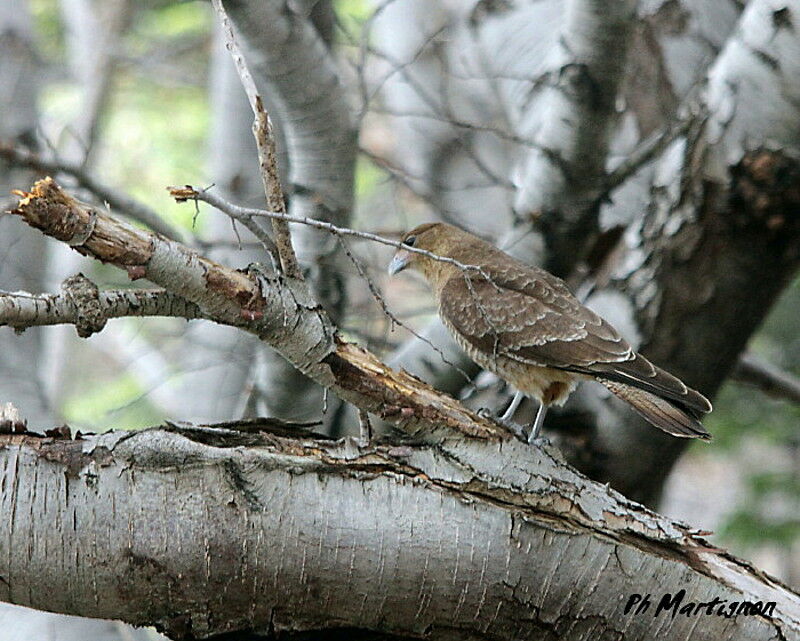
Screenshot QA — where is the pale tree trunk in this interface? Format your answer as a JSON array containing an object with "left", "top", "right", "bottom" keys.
[
  {"left": 0, "top": 425, "right": 797, "bottom": 640},
  {"left": 376, "top": 0, "right": 800, "bottom": 508},
  {"left": 372, "top": 0, "right": 523, "bottom": 393},
  {"left": 564, "top": 0, "right": 800, "bottom": 504},
  {"left": 3, "top": 174, "right": 800, "bottom": 639}
]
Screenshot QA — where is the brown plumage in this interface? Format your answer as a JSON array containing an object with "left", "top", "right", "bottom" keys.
[{"left": 388, "top": 222, "right": 712, "bottom": 441}]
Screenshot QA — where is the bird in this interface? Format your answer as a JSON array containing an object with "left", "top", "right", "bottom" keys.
[{"left": 387, "top": 222, "right": 712, "bottom": 443}]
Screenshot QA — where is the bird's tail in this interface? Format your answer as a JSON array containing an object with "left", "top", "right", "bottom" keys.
[{"left": 600, "top": 379, "right": 712, "bottom": 441}]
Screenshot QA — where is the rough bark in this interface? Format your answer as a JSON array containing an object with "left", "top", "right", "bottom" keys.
[
  {"left": 7, "top": 178, "right": 507, "bottom": 444},
  {"left": 560, "top": 0, "right": 800, "bottom": 504},
  {"left": 0, "top": 425, "right": 798, "bottom": 640},
  {"left": 378, "top": 0, "right": 800, "bottom": 509},
  {"left": 510, "top": 0, "right": 637, "bottom": 276}
]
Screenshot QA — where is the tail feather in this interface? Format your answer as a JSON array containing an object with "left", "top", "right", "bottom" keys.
[
  {"left": 591, "top": 353, "right": 712, "bottom": 416},
  {"left": 601, "top": 379, "right": 712, "bottom": 441}
]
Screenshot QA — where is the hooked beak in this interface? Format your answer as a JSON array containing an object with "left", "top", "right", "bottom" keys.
[{"left": 388, "top": 249, "right": 411, "bottom": 275}]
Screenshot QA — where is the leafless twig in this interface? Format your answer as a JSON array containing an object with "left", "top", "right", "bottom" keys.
[
  {"left": 211, "top": 0, "right": 302, "bottom": 279},
  {"left": 171, "top": 184, "right": 278, "bottom": 266},
  {"left": 603, "top": 115, "right": 695, "bottom": 194},
  {"left": 169, "top": 185, "right": 494, "bottom": 280},
  {"left": 334, "top": 234, "right": 473, "bottom": 384}
]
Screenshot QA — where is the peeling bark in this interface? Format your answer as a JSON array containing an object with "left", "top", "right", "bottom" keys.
[
  {"left": 561, "top": 0, "right": 800, "bottom": 504},
  {"left": 511, "top": 0, "right": 637, "bottom": 276},
  {"left": 0, "top": 426, "right": 798, "bottom": 640},
  {"left": 378, "top": 0, "right": 800, "bottom": 509},
  {"left": 573, "top": 146, "right": 800, "bottom": 504}
]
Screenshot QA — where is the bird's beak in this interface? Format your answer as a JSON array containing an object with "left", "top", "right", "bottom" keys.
[{"left": 388, "top": 249, "right": 411, "bottom": 275}]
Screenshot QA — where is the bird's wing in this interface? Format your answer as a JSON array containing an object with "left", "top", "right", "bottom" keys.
[{"left": 439, "top": 267, "right": 710, "bottom": 415}]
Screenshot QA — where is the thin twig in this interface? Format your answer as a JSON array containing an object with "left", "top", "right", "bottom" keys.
[
  {"left": 169, "top": 186, "right": 494, "bottom": 280},
  {"left": 603, "top": 103, "right": 705, "bottom": 195},
  {"left": 172, "top": 184, "right": 279, "bottom": 266},
  {"left": 211, "top": 0, "right": 303, "bottom": 279},
  {"left": 0, "top": 142, "right": 184, "bottom": 241}
]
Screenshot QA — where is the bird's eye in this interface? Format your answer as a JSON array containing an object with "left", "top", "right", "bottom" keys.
[{"left": 403, "top": 235, "right": 416, "bottom": 247}]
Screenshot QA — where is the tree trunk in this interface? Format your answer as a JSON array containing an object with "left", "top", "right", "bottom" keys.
[{"left": 1, "top": 425, "right": 797, "bottom": 640}]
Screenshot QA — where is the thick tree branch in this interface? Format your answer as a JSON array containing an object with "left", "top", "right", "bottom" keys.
[
  {"left": 0, "top": 426, "right": 798, "bottom": 640},
  {"left": 220, "top": 0, "right": 357, "bottom": 423},
  {"left": 8, "top": 178, "right": 503, "bottom": 443}
]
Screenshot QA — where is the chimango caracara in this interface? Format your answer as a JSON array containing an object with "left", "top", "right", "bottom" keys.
[{"left": 388, "top": 222, "right": 712, "bottom": 442}]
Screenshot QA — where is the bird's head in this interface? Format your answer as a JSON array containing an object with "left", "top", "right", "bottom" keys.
[{"left": 388, "top": 222, "right": 462, "bottom": 279}]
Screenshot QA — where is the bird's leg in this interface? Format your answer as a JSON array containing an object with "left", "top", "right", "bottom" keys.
[
  {"left": 528, "top": 402, "right": 548, "bottom": 444},
  {"left": 500, "top": 390, "right": 524, "bottom": 422},
  {"left": 477, "top": 390, "right": 527, "bottom": 442}
]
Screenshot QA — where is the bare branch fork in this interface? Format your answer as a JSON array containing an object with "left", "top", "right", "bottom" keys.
[
  {"left": 211, "top": 0, "right": 302, "bottom": 279},
  {"left": 8, "top": 177, "right": 504, "bottom": 442}
]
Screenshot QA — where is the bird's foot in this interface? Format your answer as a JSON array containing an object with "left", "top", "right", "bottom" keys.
[
  {"left": 478, "top": 408, "right": 528, "bottom": 443},
  {"left": 528, "top": 435, "right": 552, "bottom": 448}
]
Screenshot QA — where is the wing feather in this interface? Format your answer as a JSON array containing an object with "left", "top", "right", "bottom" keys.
[{"left": 438, "top": 261, "right": 711, "bottom": 416}]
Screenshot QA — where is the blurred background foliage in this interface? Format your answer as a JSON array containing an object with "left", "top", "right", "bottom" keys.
[{"left": 13, "top": 0, "right": 800, "bottom": 588}]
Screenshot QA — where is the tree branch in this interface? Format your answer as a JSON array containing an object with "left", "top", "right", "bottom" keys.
[
  {"left": 0, "top": 426, "right": 797, "bottom": 640},
  {"left": 211, "top": 0, "right": 301, "bottom": 279},
  {"left": 0, "top": 278, "right": 203, "bottom": 335},
  {"left": 219, "top": 0, "right": 358, "bottom": 423},
  {"left": 733, "top": 352, "right": 800, "bottom": 405},
  {"left": 512, "top": 0, "right": 637, "bottom": 275},
  {"left": 561, "top": 0, "right": 800, "bottom": 505},
  {"left": 8, "top": 177, "right": 504, "bottom": 443},
  {"left": 167, "top": 185, "right": 493, "bottom": 277}
]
